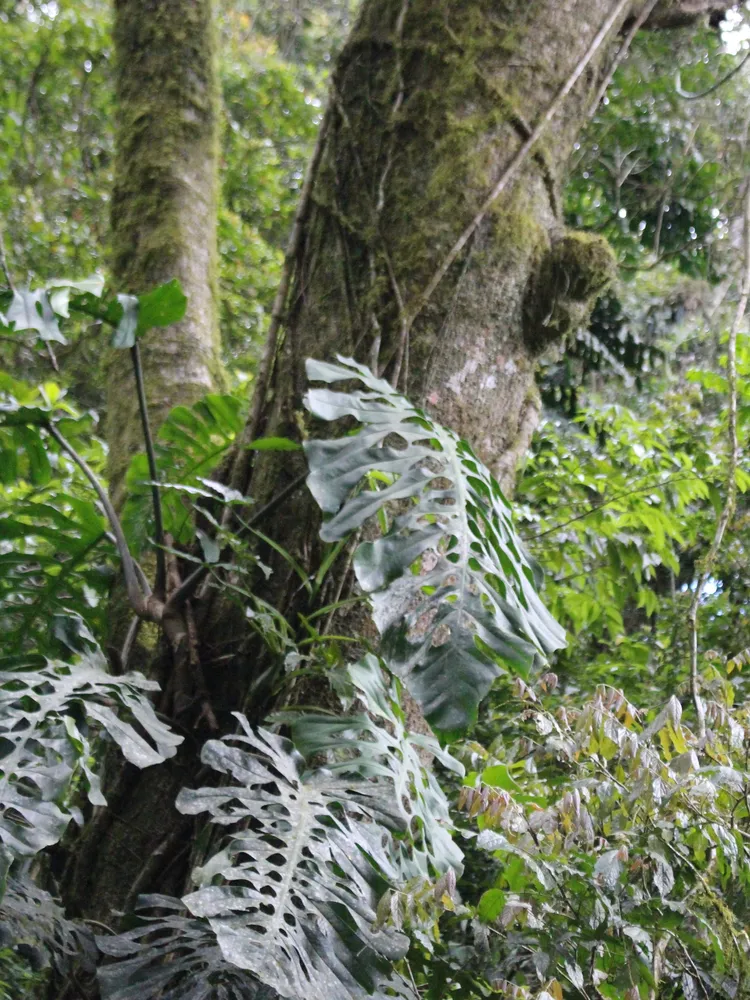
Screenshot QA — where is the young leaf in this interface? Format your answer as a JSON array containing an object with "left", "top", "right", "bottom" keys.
[{"left": 136, "top": 278, "right": 187, "bottom": 334}]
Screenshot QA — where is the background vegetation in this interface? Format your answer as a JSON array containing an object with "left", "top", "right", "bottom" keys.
[{"left": 2, "top": 1, "right": 750, "bottom": 998}]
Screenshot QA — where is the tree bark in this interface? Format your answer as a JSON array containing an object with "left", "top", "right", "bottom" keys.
[
  {"left": 60, "top": 0, "right": 727, "bottom": 967},
  {"left": 106, "top": 0, "right": 223, "bottom": 506}
]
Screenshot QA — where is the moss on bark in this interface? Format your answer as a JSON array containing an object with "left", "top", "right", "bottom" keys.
[
  {"left": 524, "top": 230, "right": 617, "bottom": 353},
  {"left": 106, "top": 0, "right": 223, "bottom": 506}
]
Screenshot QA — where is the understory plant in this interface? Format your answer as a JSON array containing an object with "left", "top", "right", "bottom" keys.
[{"left": 0, "top": 278, "right": 749, "bottom": 1000}]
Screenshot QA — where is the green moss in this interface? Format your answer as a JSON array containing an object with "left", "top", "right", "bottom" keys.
[
  {"left": 523, "top": 229, "right": 616, "bottom": 354},
  {"left": 106, "top": 0, "right": 224, "bottom": 504}
]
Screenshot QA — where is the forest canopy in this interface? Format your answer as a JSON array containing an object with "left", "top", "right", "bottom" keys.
[{"left": 1, "top": 1, "right": 750, "bottom": 999}]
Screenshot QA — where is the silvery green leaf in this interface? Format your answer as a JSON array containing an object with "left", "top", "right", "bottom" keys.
[
  {"left": 6, "top": 288, "right": 65, "bottom": 343},
  {"left": 176, "top": 718, "right": 416, "bottom": 1000},
  {"left": 112, "top": 293, "right": 138, "bottom": 349},
  {"left": 594, "top": 849, "right": 625, "bottom": 890},
  {"left": 0, "top": 875, "right": 95, "bottom": 977},
  {"left": 304, "top": 356, "right": 566, "bottom": 734},
  {"left": 98, "top": 895, "right": 273, "bottom": 1000},
  {"left": 0, "top": 646, "right": 181, "bottom": 858},
  {"left": 290, "top": 654, "right": 464, "bottom": 878}
]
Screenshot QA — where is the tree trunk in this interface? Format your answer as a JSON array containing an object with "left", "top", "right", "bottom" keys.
[
  {"left": 106, "top": 0, "right": 223, "bottom": 505},
  {"left": 59, "top": 0, "right": 223, "bottom": 929},
  {"left": 60, "top": 0, "right": 724, "bottom": 964}
]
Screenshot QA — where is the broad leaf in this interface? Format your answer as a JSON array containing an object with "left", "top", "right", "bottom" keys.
[
  {"left": 288, "top": 654, "right": 464, "bottom": 878},
  {"left": 97, "top": 895, "right": 273, "bottom": 1000},
  {"left": 0, "top": 647, "right": 182, "bottom": 857},
  {"left": 0, "top": 875, "right": 95, "bottom": 976},
  {"left": 304, "top": 356, "right": 566, "bottom": 733},
  {"left": 137, "top": 278, "right": 188, "bottom": 333},
  {"left": 6, "top": 288, "right": 65, "bottom": 344},
  {"left": 176, "top": 719, "right": 415, "bottom": 1000}
]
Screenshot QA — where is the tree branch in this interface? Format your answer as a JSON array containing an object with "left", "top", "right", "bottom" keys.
[
  {"left": 643, "top": 1, "right": 730, "bottom": 30},
  {"left": 687, "top": 181, "right": 750, "bottom": 741},
  {"left": 588, "top": 0, "right": 661, "bottom": 118},
  {"left": 676, "top": 47, "right": 750, "bottom": 100}
]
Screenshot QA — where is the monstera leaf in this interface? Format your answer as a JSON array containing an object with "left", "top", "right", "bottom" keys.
[
  {"left": 97, "top": 895, "right": 273, "bottom": 1000},
  {"left": 0, "top": 875, "right": 95, "bottom": 976},
  {"left": 176, "top": 719, "right": 416, "bottom": 1000},
  {"left": 289, "top": 654, "right": 464, "bottom": 878},
  {"left": 0, "top": 648, "right": 182, "bottom": 857},
  {"left": 303, "top": 356, "right": 566, "bottom": 734}
]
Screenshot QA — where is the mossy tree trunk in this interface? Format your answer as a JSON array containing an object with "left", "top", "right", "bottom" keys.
[
  {"left": 252, "top": 0, "right": 620, "bottom": 506},
  {"left": 106, "top": 0, "right": 223, "bottom": 504},
  {"left": 60, "top": 0, "right": 724, "bottom": 977},
  {"left": 59, "top": 0, "right": 224, "bottom": 934}
]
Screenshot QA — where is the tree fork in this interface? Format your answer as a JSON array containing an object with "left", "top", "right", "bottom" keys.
[{"left": 58, "top": 0, "right": 730, "bottom": 969}]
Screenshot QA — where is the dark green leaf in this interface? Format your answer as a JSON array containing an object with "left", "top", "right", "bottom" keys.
[{"left": 137, "top": 279, "right": 187, "bottom": 334}]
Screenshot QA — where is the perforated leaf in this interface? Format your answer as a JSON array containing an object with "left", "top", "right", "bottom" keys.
[
  {"left": 0, "top": 647, "right": 182, "bottom": 857},
  {"left": 97, "top": 895, "right": 272, "bottom": 1000},
  {"left": 0, "top": 874, "right": 95, "bottom": 976},
  {"left": 304, "top": 356, "right": 566, "bottom": 734},
  {"left": 176, "top": 718, "right": 416, "bottom": 1000},
  {"left": 289, "top": 654, "right": 464, "bottom": 878}
]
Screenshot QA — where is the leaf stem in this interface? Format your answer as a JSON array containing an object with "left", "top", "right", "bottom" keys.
[
  {"left": 46, "top": 422, "right": 149, "bottom": 618},
  {"left": 130, "top": 341, "right": 166, "bottom": 597},
  {"left": 687, "top": 182, "right": 750, "bottom": 741}
]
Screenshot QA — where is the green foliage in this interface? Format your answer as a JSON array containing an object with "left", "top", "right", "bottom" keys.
[
  {"left": 0, "top": 372, "right": 112, "bottom": 655},
  {"left": 285, "top": 654, "right": 465, "bottom": 878},
  {"left": 0, "top": 645, "right": 181, "bottom": 857},
  {"left": 122, "top": 391, "right": 246, "bottom": 549},
  {"left": 304, "top": 357, "right": 566, "bottom": 735},
  {"left": 452, "top": 673, "right": 750, "bottom": 1000},
  {"left": 3, "top": 8, "right": 750, "bottom": 1000},
  {"left": 567, "top": 27, "right": 749, "bottom": 279},
  {"left": 519, "top": 327, "right": 750, "bottom": 702}
]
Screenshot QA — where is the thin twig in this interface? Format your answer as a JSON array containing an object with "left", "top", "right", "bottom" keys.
[
  {"left": 407, "top": 0, "right": 632, "bottom": 331},
  {"left": 0, "top": 230, "right": 15, "bottom": 293},
  {"left": 185, "top": 470, "right": 308, "bottom": 608},
  {"left": 46, "top": 423, "right": 149, "bottom": 618},
  {"left": 524, "top": 473, "right": 704, "bottom": 540},
  {"left": 229, "top": 104, "right": 333, "bottom": 497},
  {"left": 676, "top": 47, "right": 750, "bottom": 100},
  {"left": 586, "top": 0, "right": 660, "bottom": 119},
  {"left": 687, "top": 183, "right": 750, "bottom": 741},
  {"left": 131, "top": 341, "right": 166, "bottom": 597},
  {"left": 120, "top": 616, "right": 141, "bottom": 671}
]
